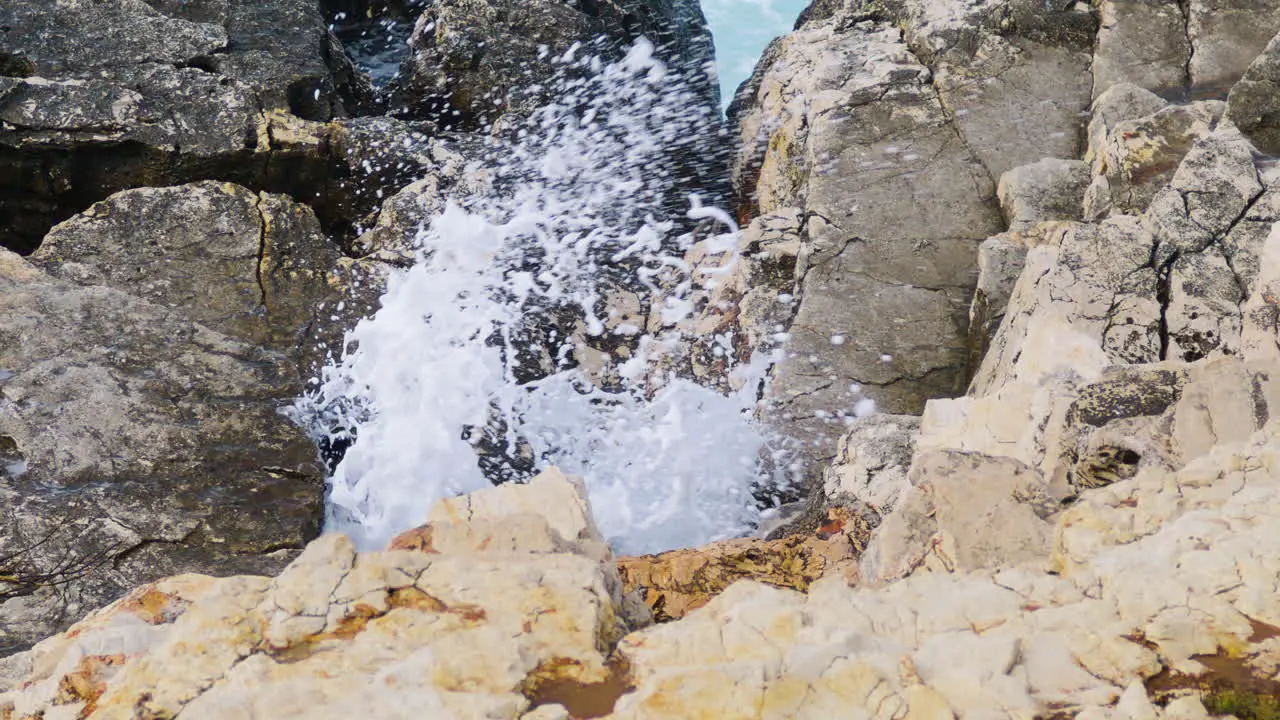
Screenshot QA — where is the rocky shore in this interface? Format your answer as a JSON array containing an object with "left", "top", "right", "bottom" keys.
[{"left": 6, "top": 0, "right": 1280, "bottom": 717}]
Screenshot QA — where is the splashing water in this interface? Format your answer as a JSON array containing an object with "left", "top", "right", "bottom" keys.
[{"left": 296, "top": 39, "right": 774, "bottom": 554}]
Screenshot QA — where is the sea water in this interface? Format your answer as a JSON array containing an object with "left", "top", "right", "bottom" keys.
[
  {"left": 297, "top": 40, "right": 775, "bottom": 554},
  {"left": 703, "top": 0, "right": 810, "bottom": 105}
]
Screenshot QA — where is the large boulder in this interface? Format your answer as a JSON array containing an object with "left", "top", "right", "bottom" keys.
[
  {"left": 732, "top": 22, "right": 998, "bottom": 467},
  {"left": 0, "top": 249, "right": 323, "bottom": 653},
  {"left": 0, "top": 0, "right": 361, "bottom": 254},
  {"left": 30, "top": 182, "right": 353, "bottom": 374}
]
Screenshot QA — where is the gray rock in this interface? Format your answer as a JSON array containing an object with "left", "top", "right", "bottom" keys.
[
  {"left": 1188, "top": 0, "right": 1280, "bottom": 93},
  {"left": 927, "top": 35, "right": 1093, "bottom": 181},
  {"left": 32, "top": 182, "right": 348, "bottom": 374},
  {"left": 822, "top": 414, "right": 921, "bottom": 515},
  {"left": 967, "top": 230, "right": 1032, "bottom": 375},
  {"left": 862, "top": 450, "right": 1053, "bottom": 581},
  {"left": 1092, "top": 0, "right": 1280, "bottom": 100},
  {"left": 1147, "top": 125, "right": 1262, "bottom": 256},
  {"left": 733, "top": 22, "right": 1000, "bottom": 470},
  {"left": 0, "top": 0, "right": 360, "bottom": 254},
  {"left": 729, "top": 0, "right": 1102, "bottom": 472},
  {"left": 0, "top": 248, "right": 323, "bottom": 652},
  {"left": 346, "top": 131, "right": 496, "bottom": 263},
  {"left": 975, "top": 126, "right": 1274, "bottom": 395},
  {"left": 1092, "top": 0, "right": 1190, "bottom": 99},
  {"left": 1086, "top": 83, "right": 1170, "bottom": 167},
  {"left": 397, "top": 0, "right": 717, "bottom": 127},
  {"left": 998, "top": 158, "right": 1091, "bottom": 232},
  {"left": 972, "top": 216, "right": 1162, "bottom": 397},
  {"left": 1226, "top": 30, "right": 1280, "bottom": 155}
]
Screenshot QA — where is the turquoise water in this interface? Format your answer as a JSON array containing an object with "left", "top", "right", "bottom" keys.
[{"left": 702, "top": 0, "right": 810, "bottom": 105}]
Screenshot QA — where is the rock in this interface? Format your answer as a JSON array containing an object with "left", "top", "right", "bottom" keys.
[
  {"left": 1092, "top": 0, "right": 1280, "bottom": 98},
  {"left": 0, "top": 0, "right": 360, "bottom": 254},
  {"left": 1240, "top": 220, "right": 1280, "bottom": 361},
  {"left": 733, "top": 21, "right": 1000, "bottom": 467},
  {"left": 822, "top": 414, "right": 920, "bottom": 516},
  {"left": 730, "top": 0, "right": 1098, "bottom": 469},
  {"left": 396, "top": 0, "right": 717, "bottom": 127},
  {"left": 1226, "top": 29, "right": 1280, "bottom": 154},
  {"left": 998, "top": 159, "right": 1091, "bottom": 232},
  {"left": 0, "top": 248, "right": 323, "bottom": 652},
  {"left": 1148, "top": 126, "right": 1265, "bottom": 363},
  {"left": 425, "top": 467, "right": 609, "bottom": 553},
  {"left": 862, "top": 451, "right": 1053, "bottom": 582},
  {"left": 30, "top": 182, "right": 350, "bottom": 373},
  {"left": 326, "top": 118, "right": 493, "bottom": 245},
  {"left": 392, "top": 468, "right": 652, "bottom": 630},
  {"left": 966, "top": 228, "right": 1050, "bottom": 375},
  {"left": 1, "top": 473, "right": 639, "bottom": 719},
  {"left": 1083, "top": 101, "right": 1225, "bottom": 218},
  {"left": 909, "top": 6, "right": 1095, "bottom": 181},
  {"left": 10, "top": 418, "right": 1280, "bottom": 718},
  {"left": 346, "top": 131, "right": 495, "bottom": 264},
  {"left": 1187, "top": 0, "right": 1280, "bottom": 92},
  {"left": 1086, "top": 83, "right": 1170, "bottom": 168},
  {"left": 973, "top": 124, "right": 1274, "bottom": 394},
  {"left": 1091, "top": 0, "right": 1191, "bottom": 98},
  {"left": 646, "top": 208, "right": 802, "bottom": 393},
  {"left": 972, "top": 216, "right": 1160, "bottom": 396},
  {"left": 617, "top": 506, "right": 869, "bottom": 622}
]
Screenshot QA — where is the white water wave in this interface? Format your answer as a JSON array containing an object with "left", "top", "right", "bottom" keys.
[{"left": 296, "top": 39, "right": 772, "bottom": 554}]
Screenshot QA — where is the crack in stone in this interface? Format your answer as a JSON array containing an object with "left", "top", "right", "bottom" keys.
[{"left": 252, "top": 193, "right": 270, "bottom": 310}]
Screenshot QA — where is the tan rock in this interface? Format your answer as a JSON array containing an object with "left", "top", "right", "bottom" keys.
[
  {"left": 998, "top": 159, "right": 1091, "bottom": 232},
  {"left": 1084, "top": 101, "right": 1225, "bottom": 218},
  {"left": 428, "top": 468, "right": 604, "bottom": 548}
]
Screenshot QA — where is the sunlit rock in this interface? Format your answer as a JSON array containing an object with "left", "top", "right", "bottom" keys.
[{"left": 1083, "top": 101, "right": 1225, "bottom": 219}]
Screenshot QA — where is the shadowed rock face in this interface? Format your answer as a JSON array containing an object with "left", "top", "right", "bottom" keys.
[
  {"left": 0, "top": 0, "right": 363, "bottom": 254},
  {"left": 395, "top": 0, "right": 718, "bottom": 128}
]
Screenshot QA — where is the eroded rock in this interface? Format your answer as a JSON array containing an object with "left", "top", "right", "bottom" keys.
[{"left": 1226, "top": 29, "right": 1280, "bottom": 154}]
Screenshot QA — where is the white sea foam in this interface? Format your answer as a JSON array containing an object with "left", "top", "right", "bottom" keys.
[{"left": 296, "top": 40, "right": 772, "bottom": 554}]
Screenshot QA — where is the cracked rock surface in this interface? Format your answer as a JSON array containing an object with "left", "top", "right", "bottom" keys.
[
  {"left": 0, "top": 248, "right": 324, "bottom": 653},
  {"left": 0, "top": 0, "right": 362, "bottom": 254},
  {"left": 30, "top": 182, "right": 351, "bottom": 374}
]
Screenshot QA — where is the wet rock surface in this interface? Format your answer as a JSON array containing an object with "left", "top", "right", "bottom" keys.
[
  {"left": 396, "top": 0, "right": 717, "bottom": 127},
  {"left": 12, "top": 0, "right": 1280, "bottom": 716}
]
